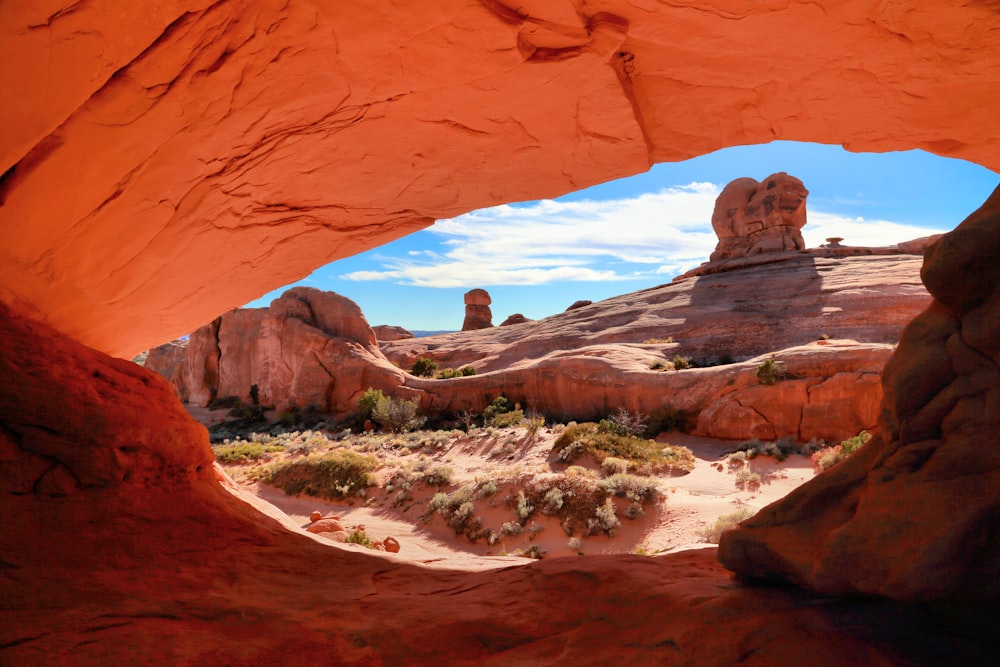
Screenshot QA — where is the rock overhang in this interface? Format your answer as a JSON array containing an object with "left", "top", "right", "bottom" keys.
[{"left": 1, "top": 0, "right": 999, "bottom": 357}]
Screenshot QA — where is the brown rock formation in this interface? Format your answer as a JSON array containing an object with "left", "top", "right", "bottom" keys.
[
  {"left": 566, "top": 300, "right": 593, "bottom": 311},
  {"left": 154, "top": 287, "right": 406, "bottom": 412},
  {"left": 710, "top": 173, "right": 808, "bottom": 261},
  {"left": 3, "top": 2, "right": 999, "bottom": 358},
  {"left": 372, "top": 325, "right": 414, "bottom": 342},
  {"left": 499, "top": 313, "right": 531, "bottom": 326},
  {"left": 719, "top": 185, "right": 1000, "bottom": 601},
  {"left": 462, "top": 288, "right": 493, "bottom": 331}
]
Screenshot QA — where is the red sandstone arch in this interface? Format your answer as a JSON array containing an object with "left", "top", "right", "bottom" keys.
[
  {"left": 2, "top": 3, "right": 1000, "bottom": 663},
  {"left": 2, "top": 0, "right": 998, "bottom": 357}
]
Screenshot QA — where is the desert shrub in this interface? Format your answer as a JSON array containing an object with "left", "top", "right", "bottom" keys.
[
  {"left": 599, "top": 473, "right": 658, "bottom": 502},
  {"left": 428, "top": 484, "right": 480, "bottom": 533},
  {"left": 260, "top": 450, "right": 377, "bottom": 499},
  {"left": 476, "top": 479, "right": 499, "bottom": 497},
  {"left": 650, "top": 361, "right": 666, "bottom": 371},
  {"left": 588, "top": 498, "right": 620, "bottom": 535},
  {"left": 565, "top": 465, "right": 598, "bottom": 478},
  {"left": 625, "top": 502, "right": 644, "bottom": 519},
  {"left": 410, "top": 357, "right": 438, "bottom": 377},
  {"left": 249, "top": 384, "right": 261, "bottom": 406},
  {"left": 756, "top": 357, "right": 787, "bottom": 385},
  {"left": 344, "top": 529, "right": 374, "bottom": 548},
  {"left": 542, "top": 487, "right": 565, "bottom": 514},
  {"left": 734, "top": 469, "right": 762, "bottom": 490},
  {"left": 483, "top": 395, "right": 512, "bottom": 424},
  {"left": 567, "top": 536, "right": 583, "bottom": 553},
  {"left": 672, "top": 355, "right": 691, "bottom": 370},
  {"left": 513, "top": 490, "right": 534, "bottom": 521},
  {"left": 422, "top": 463, "right": 455, "bottom": 487},
  {"left": 601, "top": 456, "right": 630, "bottom": 476},
  {"left": 372, "top": 395, "right": 426, "bottom": 433},
  {"left": 489, "top": 409, "right": 524, "bottom": 429},
  {"left": 500, "top": 521, "right": 523, "bottom": 536},
  {"left": 814, "top": 430, "right": 871, "bottom": 470},
  {"left": 213, "top": 441, "right": 284, "bottom": 463},
  {"left": 554, "top": 422, "right": 695, "bottom": 474},
  {"left": 697, "top": 507, "right": 756, "bottom": 544},
  {"left": 437, "top": 366, "right": 477, "bottom": 379},
  {"left": 357, "top": 387, "right": 385, "bottom": 423},
  {"left": 643, "top": 336, "right": 674, "bottom": 344},
  {"left": 603, "top": 408, "right": 648, "bottom": 437}
]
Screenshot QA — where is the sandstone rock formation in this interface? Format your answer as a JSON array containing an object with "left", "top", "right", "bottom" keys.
[
  {"left": 499, "top": 313, "right": 531, "bottom": 326},
  {"left": 461, "top": 289, "right": 493, "bottom": 331},
  {"left": 566, "top": 300, "right": 593, "bottom": 311},
  {"left": 710, "top": 173, "right": 808, "bottom": 261},
  {"left": 372, "top": 325, "right": 414, "bottom": 342},
  {"left": 148, "top": 287, "right": 407, "bottom": 412},
  {"left": 3, "top": 2, "right": 1000, "bottom": 663},
  {"left": 719, "top": 185, "right": 1000, "bottom": 601},
  {"left": 3, "top": 1, "right": 998, "bottom": 358}
]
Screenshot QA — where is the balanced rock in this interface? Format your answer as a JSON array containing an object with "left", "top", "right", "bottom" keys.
[
  {"left": 710, "top": 173, "right": 808, "bottom": 262},
  {"left": 462, "top": 289, "right": 493, "bottom": 331}
]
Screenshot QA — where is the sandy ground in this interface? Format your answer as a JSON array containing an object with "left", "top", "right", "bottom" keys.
[{"left": 210, "top": 420, "right": 817, "bottom": 564}]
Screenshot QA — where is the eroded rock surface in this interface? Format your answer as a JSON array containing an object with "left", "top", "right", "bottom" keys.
[
  {"left": 710, "top": 173, "right": 808, "bottom": 261},
  {"left": 2, "top": 1, "right": 999, "bottom": 357},
  {"left": 373, "top": 325, "right": 414, "bottom": 342},
  {"left": 719, "top": 185, "right": 1000, "bottom": 601}
]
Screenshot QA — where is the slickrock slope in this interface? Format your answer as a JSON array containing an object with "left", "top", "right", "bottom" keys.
[
  {"left": 3, "top": 301, "right": 997, "bottom": 666},
  {"left": 2, "top": 1, "right": 1000, "bottom": 357},
  {"left": 383, "top": 251, "right": 930, "bottom": 372},
  {"left": 719, "top": 185, "right": 1000, "bottom": 601}
]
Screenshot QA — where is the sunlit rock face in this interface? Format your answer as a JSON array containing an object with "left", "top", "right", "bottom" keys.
[
  {"left": 2, "top": 1, "right": 999, "bottom": 357},
  {"left": 719, "top": 185, "right": 1000, "bottom": 601},
  {"left": 710, "top": 173, "right": 808, "bottom": 261}
]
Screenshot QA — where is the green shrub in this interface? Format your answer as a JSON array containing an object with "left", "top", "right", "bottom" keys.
[
  {"left": 213, "top": 441, "right": 284, "bottom": 463},
  {"left": 249, "top": 384, "right": 260, "bottom": 406},
  {"left": 756, "top": 358, "right": 787, "bottom": 385},
  {"left": 372, "top": 395, "right": 426, "bottom": 433},
  {"left": 697, "top": 507, "right": 756, "bottom": 544},
  {"left": 260, "top": 450, "right": 377, "bottom": 499},
  {"left": 672, "top": 355, "right": 691, "bottom": 370},
  {"left": 588, "top": 498, "right": 620, "bottom": 535},
  {"left": 734, "top": 469, "right": 762, "bottom": 489},
  {"left": 554, "top": 422, "right": 695, "bottom": 474},
  {"left": 344, "top": 529, "right": 373, "bottom": 548},
  {"left": 483, "top": 395, "right": 512, "bottom": 423},
  {"left": 490, "top": 409, "right": 524, "bottom": 428},
  {"left": 208, "top": 395, "right": 241, "bottom": 410},
  {"left": 815, "top": 430, "right": 871, "bottom": 470},
  {"left": 410, "top": 357, "right": 438, "bottom": 377},
  {"left": 437, "top": 367, "right": 477, "bottom": 379},
  {"left": 357, "top": 387, "right": 385, "bottom": 423}
]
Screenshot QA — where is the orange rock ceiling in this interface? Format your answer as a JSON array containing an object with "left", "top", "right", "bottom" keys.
[{"left": 2, "top": 0, "right": 999, "bottom": 357}]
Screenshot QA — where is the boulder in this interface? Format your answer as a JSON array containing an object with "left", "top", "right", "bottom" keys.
[
  {"left": 462, "top": 288, "right": 493, "bottom": 331},
  {"left": 306, "top": 519, "right": 345, "bottom": 535},
  {"left": 566, "top": 300, "right": 593, "bottom": 311},
  {"left": 710, "top": 173, "right": 808, "bottom": 262}
]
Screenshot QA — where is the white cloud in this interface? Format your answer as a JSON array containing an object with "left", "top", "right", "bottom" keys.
[
  {"left": 339, "top": 182, "right": 946, "bottom": 288},
  {"left": 803, "top": 212, "right": 945, "bottom": 248},
  {"left": 340, "top": 183, "right": 722, "bottom": 287}
]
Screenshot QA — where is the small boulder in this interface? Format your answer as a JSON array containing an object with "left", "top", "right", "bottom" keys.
[{"left": 306, "top": 519, "right": 345, "bottom": 534}]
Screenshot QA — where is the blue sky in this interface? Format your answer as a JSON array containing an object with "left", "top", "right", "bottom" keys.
[{"left": 246, "top": 141, "right": 999, "bottom": 332}]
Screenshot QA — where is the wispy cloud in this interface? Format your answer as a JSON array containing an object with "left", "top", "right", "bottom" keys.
[
  {"left": 339, "top": 183, "right": 946, "bottom": 288},
  {"left": 341, "top": 183, "right": 720, "bottom": 286}
]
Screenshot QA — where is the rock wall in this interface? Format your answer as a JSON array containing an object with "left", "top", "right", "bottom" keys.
[
  {"left": 719, "top": 184, "right": 1000, "bottom": 601},
  {"left": 2, "top": 1, "right": 998, "bottom": 357}
]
